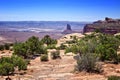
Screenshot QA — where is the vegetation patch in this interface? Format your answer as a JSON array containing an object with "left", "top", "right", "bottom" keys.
[
  {"left": 40, "top": 54, "right": 48, "bottom": 61},
  {"left": 13, "top": 36, "right": 47, "bottom": 59},
  {"left": 0, "top": 55, "right": 27, "bottom": 76},
  {"left": 108, "top": 76, "right": 120, "bottom": 80},
  {"left": 51, "top": 50, "right": 61, "bottom": 59},
  {"left": 66, "top": 33, "right": 120, "bottom": 63},
  {"left": 75, "top": 53, "right": 102, "bottom": 73},
  {"left": 41, "top": 35, "right": 57, "bottom": 45}
]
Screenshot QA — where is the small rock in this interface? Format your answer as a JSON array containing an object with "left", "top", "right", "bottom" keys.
[{"left": 115, "top": 69, "right": 120, "bottom": 73}]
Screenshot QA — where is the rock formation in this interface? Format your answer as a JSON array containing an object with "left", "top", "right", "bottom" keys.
[
  {"left": 66, "top": 24, "right": 72, "bottom": 31},
  {"left": 62, "top": 24, "right": 73, "bottom": 34},
  {"left": 83, "top": 17, "right": 120, "bottom": 34}
]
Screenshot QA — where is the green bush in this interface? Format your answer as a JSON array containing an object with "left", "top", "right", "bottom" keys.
[
  {"left": 17, "top": 58, "right": 27, "bottom": 70},
  {"left": 13, "top": 43, "right": 28, "bottom": 58},
  {"left": 108, "top": 76, "right": 120, "bottom": 80},
  {"left": 65, "top": 45, "right": 79, "bottom": 54},
  {"left": 13, "top": 36, "right": 48, "bottom": 59},
  {"left": 75, "top": 53, "right": 102, "bottom": 73},
  {"left": 65, "top": 47, "right": 72, "bottom": 53},
  {"left": 0, "top": 62, "right": 14, "bottom": 75},
  {"left": 41, "top": 35, "right": 57, "bottom": 45},
  {"left": 66, "top": 33, "right": 120, "bottom": 63},
  {"left": 0, "top": 43, "right": 11, "bottom": 50},
  {"left": 40, "top": 54, "right": 48, "bottom": 61},
  {"left": 25, "top": 59, "right": 30, "bottom": 65},
  {"left": 58, "top": 44, "right": 67, "bottom": 50},
  {"left": 25, "top": 36, "right": 42, "bottom": 55},
  {"left": 51, "top": 50, "right": 60, "bottom": 59},
  {"left": 0, "top": 45, "right": 4, "bottom": 50},
  {"left": 117, "top": 54, "right": 120, "bottom": 63},
  {"left": 4, "top": 43, "right": 10, "bottom": 50},
  {"left": 115, "top": 35, "right": 120, "bottom": 40},
  {"left": 46, "top": 44, "right": 56, "bottom": 49},
  {"left": 11, "top": 55, "right": 27, "bottom": 70},
  {"left": 66, "top": 40, "right": 76, "bottom": 44},
  {"left": 0, "top": 55, "right": 28, "bottom": 76}
]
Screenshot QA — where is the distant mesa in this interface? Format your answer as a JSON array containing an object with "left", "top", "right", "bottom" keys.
[
  {"left": 83, "top": 17, "right": 120, "bottom": 34},
  {"left": 62, "top": 24, "right": 73, "bottom": 34}
]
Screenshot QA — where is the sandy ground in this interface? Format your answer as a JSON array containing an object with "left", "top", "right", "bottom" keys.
[{"left": 1, "top": 50, "right": 120, "bottom": 80}]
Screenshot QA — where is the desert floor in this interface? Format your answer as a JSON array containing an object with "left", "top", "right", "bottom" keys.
[{"left": 0, "top": 33, "right": 120, "bottom": 80}]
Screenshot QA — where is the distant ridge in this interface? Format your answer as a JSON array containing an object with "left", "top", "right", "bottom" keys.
[
  {"left": 83, "top": 17, "right": 120, "bottom": 34},
  {"left": 0, "top": 21, "right": 88, "bottom": 32}
]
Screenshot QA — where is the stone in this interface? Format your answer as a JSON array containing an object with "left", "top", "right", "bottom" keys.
[{"left": 115, "top": 69, "right": 120, "bottom": 73}]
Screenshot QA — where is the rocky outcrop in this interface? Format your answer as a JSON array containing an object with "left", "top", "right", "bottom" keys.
[
  {"left": 83, "top": 17, "right": 120, "bottom": 34},
  {"left": 62, "top": 24, "right": 73, "bottom": 34}
]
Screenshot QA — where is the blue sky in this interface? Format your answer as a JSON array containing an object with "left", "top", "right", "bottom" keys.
[{"left": 0, "top": 0, "right": 119, "bottom": 21}]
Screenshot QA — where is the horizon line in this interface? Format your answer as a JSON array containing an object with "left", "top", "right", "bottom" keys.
[{"left": 0, "top": 20, "right": 93, "bottom": 22}]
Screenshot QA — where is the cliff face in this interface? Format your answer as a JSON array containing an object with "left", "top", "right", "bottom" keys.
[{"left": 83, "top": 17, "right": 120, "bottom": 34}]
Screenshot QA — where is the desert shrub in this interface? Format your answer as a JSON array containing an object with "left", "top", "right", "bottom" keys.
[
  {"left": 41, "top": 35, "right": 57, "bottom": 45},
  {"left": 25, "top": 36, "right": 42, "bottom": 55},
  {"left": 4, "top": 43, "right": 10, "bottom": 50},
  {"left": 66, "top": 33, "right": 120, "bottom": 63},
  {"left": 115, "top": 35, "right": 120, "bottom": 40},
  {"left": 0, "top": 45, "right": 4, "bottom": 50},
  {"left": 65, "top": 47, "right": 72, "bottom": 53},
  {"left": 0, "top": 57, "right": 12, "bottom": 64},
  {"left": 70, "top": 36, "right": 73, "bottom": 39},
  {"left": 0, "top": 43, "right": 11, "bottom": 50},
  {"left": 75, "top": 53, "right": 102, "bottom": 73},
  {"left": 51, "top": 50, "right": 60, "bottom": 59},
  {"left": 58, "top": 44, "right": 67, "bottom": 50},
  {"left": 117, "top": 54, "right": 120, "bottom": 63},
  {"left": 17, "top": 57, "right": 27, "bottom": 70},
  {"left": 96, "top": 34, "right": 119, "bottom": 63},
  {"left": 0, "top": 62, "right": 14, "bottom": 76},
  {"left": 11, "top": 55, "right": 27, "bottom": 70},
  {"left": 13, "top": 36, "right": 48, "bottom": 59},
  {"left": 108, "top": 76, "right": 120, "bottom": 80},
  {"left": 46, "top": 44, "right": 56, "bottom": 49},
  {"left": 40, "top": 54, "right": 48, "bottom": 61},
  {"left": 66, "top": 40, "right": 76, "bottom": 44},
  {"left": 96, "top": 45, "right": 118, "bottom": 62},
  {"left": 38, "top": 45, "right": 47, "bottom": 54},
  {"left": 65, "top": 45, "right": 79, "bottom": 54},
  {"left": 25, "top": 59, "right": 31, "bottom": 65},
  {"left": 0, "top": 55, "right": 28, "bottom": 76},
  {"left": 13, "top": 43, "right": 28, "bottom": 58}
]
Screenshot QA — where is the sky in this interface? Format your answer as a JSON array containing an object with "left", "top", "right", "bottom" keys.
[{"left": 0, "top": 0, "right": 120, "bottom": 21}]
